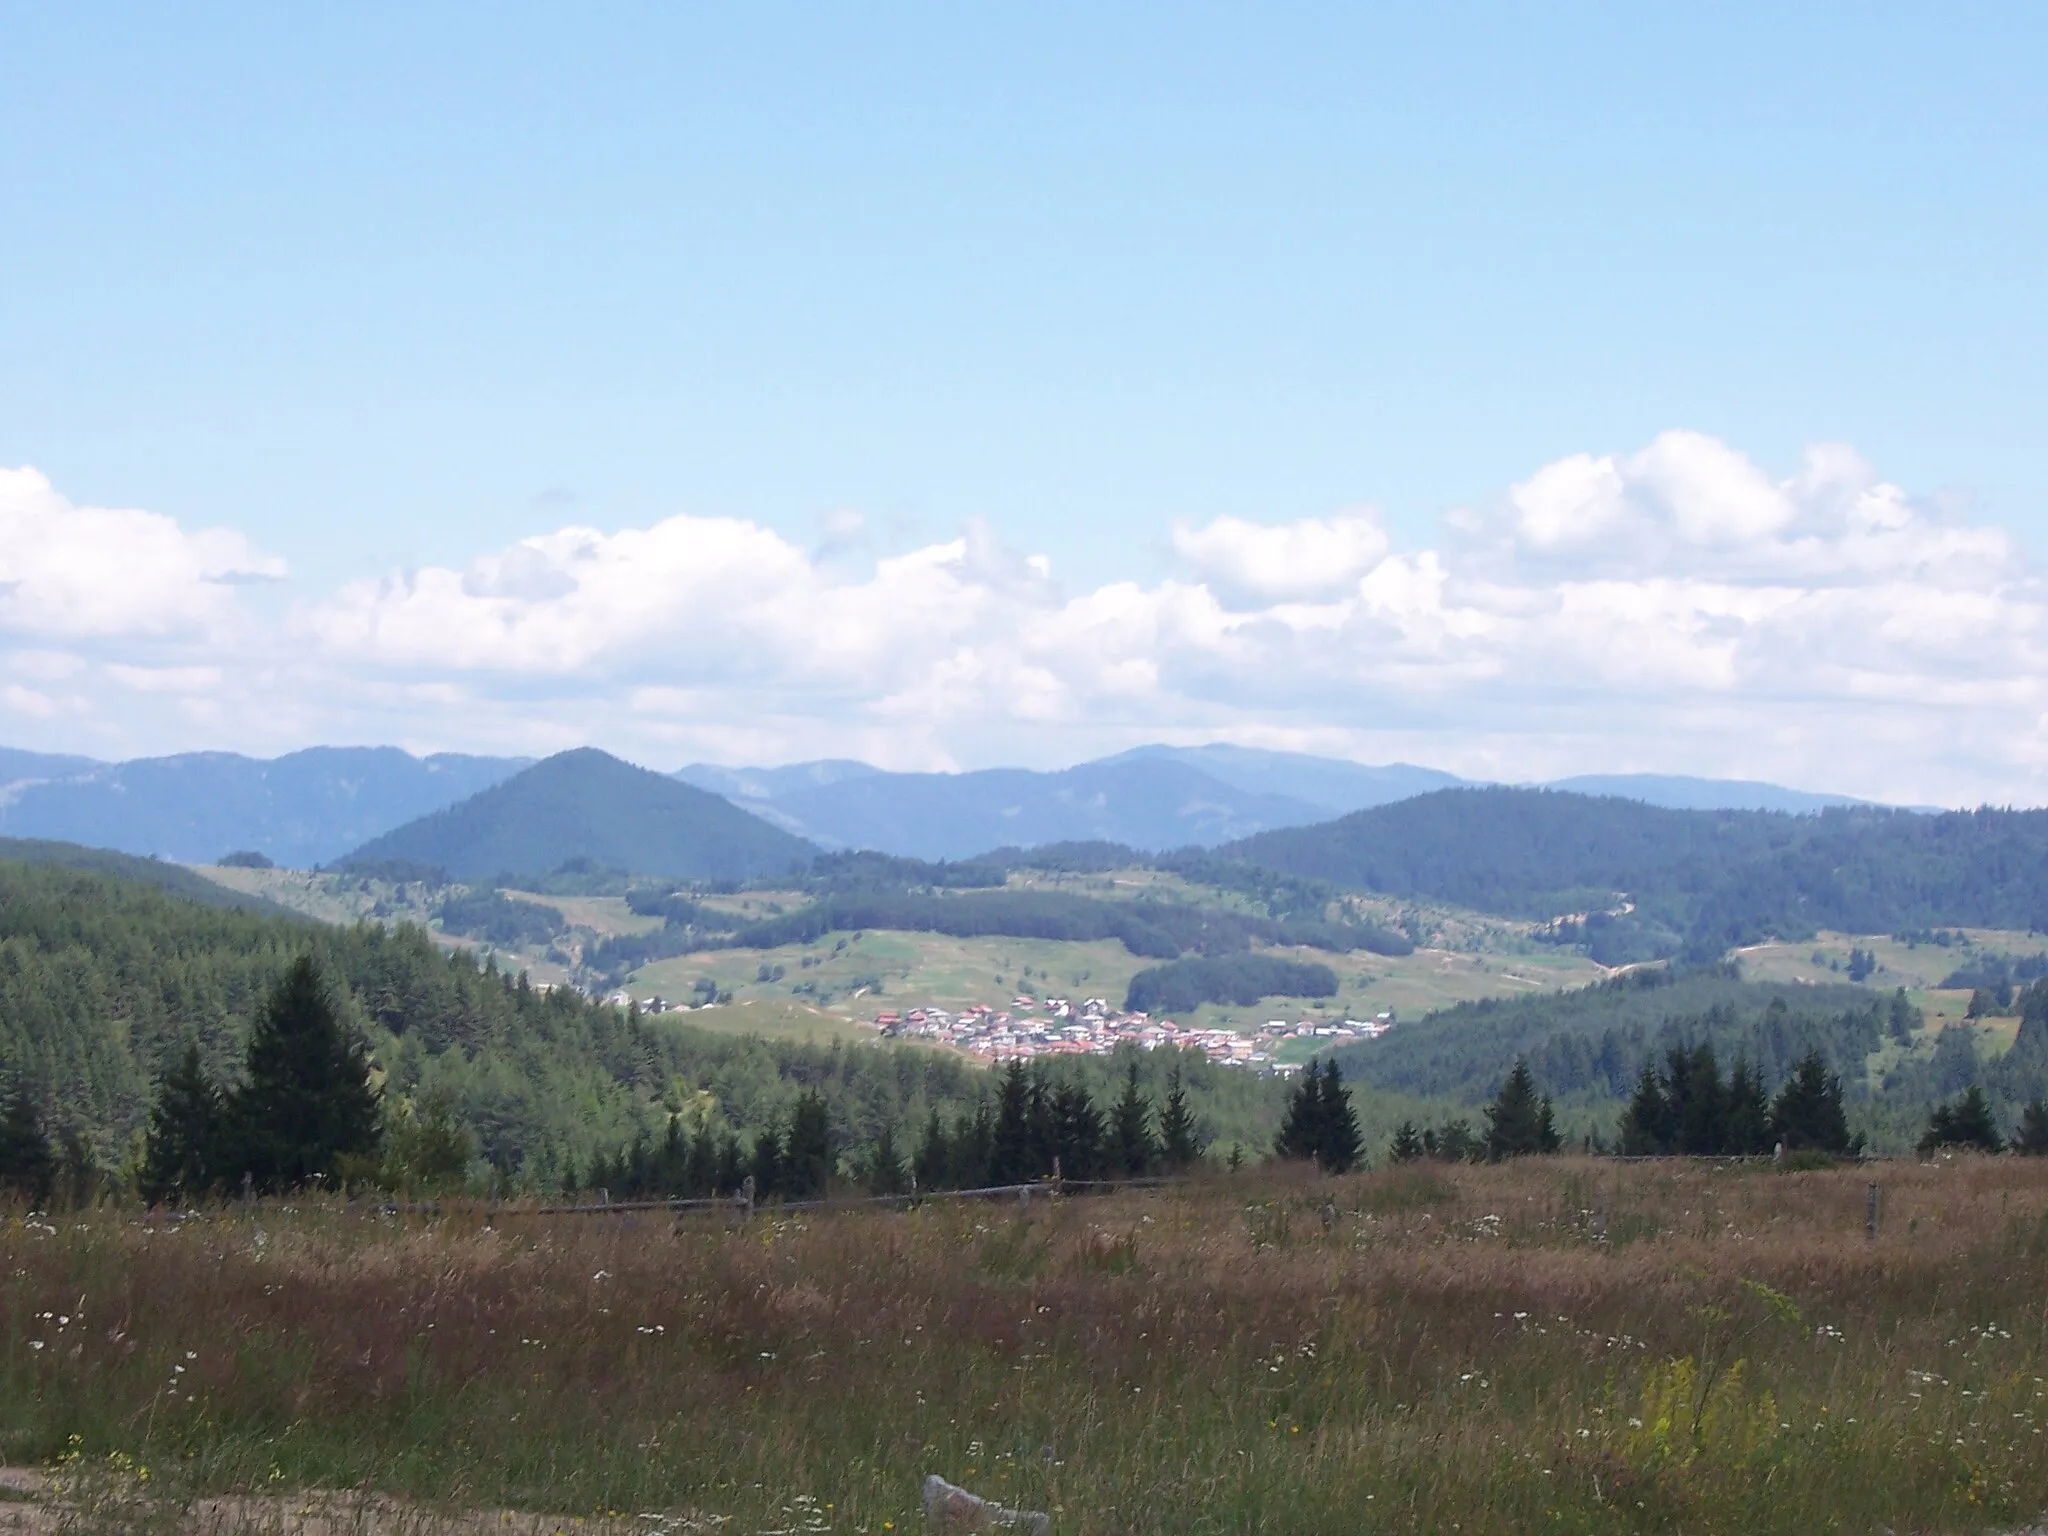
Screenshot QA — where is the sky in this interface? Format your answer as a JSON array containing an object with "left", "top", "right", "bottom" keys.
[{"left": 3, "top": 4, "right": 2046, "bottom": 805}]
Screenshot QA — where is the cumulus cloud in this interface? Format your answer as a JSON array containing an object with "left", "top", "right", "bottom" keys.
[
  {"left": 0, "top": 467, "right": 284, "bottom": 640},
  {"left": 0, "top": 434, "right": 2043, "bottom": 805},
  {"left": 1172, "top": 511, "right": 1391, "bottom": 605}
]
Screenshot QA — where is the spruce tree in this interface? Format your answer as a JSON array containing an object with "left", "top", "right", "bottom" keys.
[
  {"left": 1275, "top": 1060, "right": 1327, "bottom": 1164},
  {"left": 866, "top": 1121, "right": 907, "bottom": 1196},
  {"left": 1888, "top": 988, "right": 1918, "bottom": 1044},
  {"left": 750, "top": 1123, "right": 785, "bottom": 1197},
  {"left": 2015, "top": 1100, "right": 2048, "bottom": 1156},
  {"left": 1673, "top": 1043, "right": 1727, "bottom": 1155},
  {"left": 1157, "top": 1066, "right": 1201, "bottom": 1171},
  {"left": 227, "top": 956, "right": 381, "bottom": 1192},
  {"left": 1049, "top": 1080, "right": 1104, "bottom": 1180},
  {"left": 1316, "top": 1060, "right": 1364, "bottom": 1173},
  {"left": 1108, "top": 1057, "right": 1157, "bottom": 1177},
  {"left": 913, "top": 1108, "right": 951, "bottom": 1190},
  {"left": 685, "top": 1120, "right": 719, "bottom": 1196},
  {"left": 784, "top": 1089, "right": 834, "bottom": 1197},
  {"left": 0, "top": 1077, "right": 56, "bottom": 1208},
  {"left": 1918, "top": 1086, "right": 2003, "bottom": 1155},
  {"left": 714, "top": 1132, "right": 746, "bottom": 1195},
  {"left": 1388, "top": 1121, "right": 1425, "bottom": 1163},
  {"left": 1483, "top": 1060, "right": 1556, "bottom": 1160},
  {"left": 951, "top": 1100, "right": 995, "bottom": 1188},
  {"left": 1770, "top": 1049, "right": 1852, "bottom": 1153},
  {"left": 1722, "top": 1057, "right": 1773, "bottom": 1156},
  {"left": 140, "top": 1041, "right": 225, "bottom": 1205},
  {"left": 1618, "top": 1063, "right": 1672, "bottom": 1155},
  {"left": 989, "top": 1061, "right": 1035, "bottom": 1183}
]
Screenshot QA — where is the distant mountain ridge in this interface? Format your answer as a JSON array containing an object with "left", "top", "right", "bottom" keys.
[
  {"left": 342, "top": 748, "right": 817, "bottom": 881},
  {"left": 0, "top": 735, "right": 1905, "bottom": 870},
  {"left": 672, "top": 747, "right": 1895, "bottom": 859},
  {"left": 680, "top": 756, "right": 1331, "bottom": 861},
  {"left": 0, "top": 746, "right": 529, "bottom": 866},
  {"left": 1544, "top": 773, "right": 1876, "bottom": 814}
]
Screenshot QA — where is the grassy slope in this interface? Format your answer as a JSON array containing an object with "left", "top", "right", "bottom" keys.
[
  {"left": 7, "top": 1159, "right": 2048, "bottom": 1536},
  {"left": 628, "top": 929, "right": 1609, "bottom": 1034}
]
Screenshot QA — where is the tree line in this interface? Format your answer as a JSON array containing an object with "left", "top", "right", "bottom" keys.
[
  {"left": 576, "top": 1057, "right": 1208, "bottom": 1202},
  {"left": 1617, "top": 1044, "right": 1856, "bottom": 1155}
]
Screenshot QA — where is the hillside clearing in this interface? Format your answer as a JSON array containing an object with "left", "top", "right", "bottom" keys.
[{"left": 627, "top": 931, "right": 1608, "bottom": 1033}]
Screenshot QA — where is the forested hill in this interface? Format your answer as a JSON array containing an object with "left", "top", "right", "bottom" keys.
[
  {"left": 0, "top": 856, "right": 1284, "bottom": 1188},
  {"left": 0, "top": 836, "right": 294, "bottom": 914},
  {"left": 1328, "top": 963, "right": 2048, "bottom": 1152},
  {"left": 1329, "top": 967, "right": 1877, "bottom": 1107},
  {"left": 343, "top": 748, "right": 817, "bottom": 882},
  {"left": 1222, "top": 789, "right": 2048, "bottom": 960}
]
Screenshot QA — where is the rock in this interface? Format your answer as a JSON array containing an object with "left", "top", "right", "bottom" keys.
[{"left": 922, "top": 1474, "right": 1050, "bottom": 1536}]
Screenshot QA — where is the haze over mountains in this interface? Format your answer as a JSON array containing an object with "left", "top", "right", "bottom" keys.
[
  {"left": 0, "top": 747, "right": 529, "bottom": 867},
  {"left": 0, "top": 738, "right": 1892, "bottom": 869}
]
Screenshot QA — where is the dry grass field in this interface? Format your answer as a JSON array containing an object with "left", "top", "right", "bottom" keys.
[{"left": 7, "top": 1157, "right": 2048, "bottom": 1534}]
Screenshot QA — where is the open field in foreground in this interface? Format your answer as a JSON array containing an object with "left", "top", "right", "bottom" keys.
[{"left": 7, "top": 1158, "right": 2048, "bottom": 1535}]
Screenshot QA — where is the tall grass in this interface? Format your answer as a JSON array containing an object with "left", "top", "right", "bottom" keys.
[{"left": 5, "top": 1157, "right": 2048, "bottom": 1533}]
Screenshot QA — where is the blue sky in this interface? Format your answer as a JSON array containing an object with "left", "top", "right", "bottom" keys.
[{"left": 3, "top": 5, "right": 2046, "bottom": 802}]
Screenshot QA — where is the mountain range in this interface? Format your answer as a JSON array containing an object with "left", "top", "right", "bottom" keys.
[
  {"left": 0, "top": 747, "right": 527, "bottom": 867},
  {"left": 0, "top": 738, "right": 1891, "bottom": 869}
]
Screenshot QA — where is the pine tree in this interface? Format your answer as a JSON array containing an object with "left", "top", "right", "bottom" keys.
[
  {"left": 1275, "top": 1060, "right": 1328, "bottom": 1164},
  {"left": 1108, "top": 1057, "right": 1157, "bottom": 1178},
  {"left": 714, "top": 1132, "right": 746, "bottom": 1195},
  {"left": 2015, "top": 1100, "right": 2048, "bottom": 1156},
  {"left": 1316, "top": 1059, "right": 1364, "bottom": 1173},
  {"left": 0, "top": 1077, "right": 56, "bottom": 1208},
  {"left": 951, "top": 1100, "right": 995, "bottom": 1188},
  {"left": 989, "top": 1061, "right": 1035, "bottom": 1184},
  {"left": 1918, "top": 1086, "right": 2003, "bottom": 1155},
  {"left": 913, "top": 1108, "right": 951, "bottom": 1190},
  {"left": 658, "top": 1115, "right": 688, "bottom": 1194},
  {"left": 1888, "top": 988, "right": 1918, "bottom": 1044},
  {"left": 1157, "top": 1066, "right": 1201, "bottom": 1171},
  {"left": 1770, "top": 1048, "right": 1852, "bottom": 1153},
  {"left": 1388, "top": 1121, "right": 1425, "bottom": 1164},
  {"left": 1722, "top": 1057, "right": 1772, "bottom": 1155},
  {"left": 685, "top": 1119, "right": 719, "bottom": 1196},
  {"left": 1618, "top": 1062, "right": 1672, "bottom": 1155},
  {"left": 139, "top": 1041, "right": 225, "bottom": 1205},
  {"left": 1673, "top": 1043, "right": 1727, "bottom": 1155},
  {"left": 784, "top": 1089, "right": 834, "bottom": 1197},
  {"left": 381, "top": 1087, "right": 473, "bottom": 1196},
  {"left": 1049, "top": 1080, "right": 1104, "bottom": 1180},
  {"left": 1025, "top": 1076, "right": 1058, "bottom": 1179},
  {"left": 1483, "top": 1060, "right": 1557, "bottom": 1160},
  {"left": 750, "top": 1124, "right": 784, "bottom": 1197},
  {"left": 226, "top": 956, "right": 381, "bottom": 1192},
  {"left": 866, "top": 1121, "right": 907, "bottom": 1195}
]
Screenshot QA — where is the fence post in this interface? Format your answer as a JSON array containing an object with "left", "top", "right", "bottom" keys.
[{"left": 1866, "top": 1182, "right": 1881, "bottom": 1241}]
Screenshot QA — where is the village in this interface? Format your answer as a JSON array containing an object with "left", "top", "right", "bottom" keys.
[{"left": 869, "top": 993, "right": 1394, "bottom": 1070}]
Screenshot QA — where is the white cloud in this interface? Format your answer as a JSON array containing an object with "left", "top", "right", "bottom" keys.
[
  {"left": 0, "top": 467, "right": 285, "bottom": 641},
  {"left": 0, "top": 433, "right": 2044, "bottom": 807},
  {"left": 1172, "top": 511, "right": 1390, "bottom": 606}
]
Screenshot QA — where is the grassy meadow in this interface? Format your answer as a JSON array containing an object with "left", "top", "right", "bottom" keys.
[
  {"left": 7, "top": 1157, "right": 2048, "bottom": 1534},
  {"left": 631, "top": 930, "right": 1608, "bottom": 1036}
]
